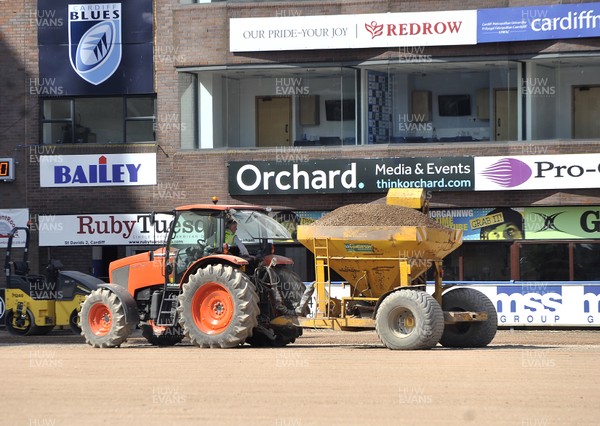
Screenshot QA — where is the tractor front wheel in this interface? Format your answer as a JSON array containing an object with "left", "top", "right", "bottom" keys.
[
  {"left": 376, "top": 290, "right": 444, "bottom": 350},
  {"left": 439, "top": 288, "right": 497, "bottom": 348},
  {"left": 177, "top": 264, "right": 259, "bottom": 348},
  {"left": 79, "top": 288, "right": 132, "bottom": 348}
]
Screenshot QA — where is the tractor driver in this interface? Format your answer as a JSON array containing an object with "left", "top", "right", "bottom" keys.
[{"left": 225, "top": 219, "right": 250, "bottom": 258}]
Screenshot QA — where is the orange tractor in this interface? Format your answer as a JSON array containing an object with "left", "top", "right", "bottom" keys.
[{"left": 79, "top": 204, "right": 310, "bottom": 348}]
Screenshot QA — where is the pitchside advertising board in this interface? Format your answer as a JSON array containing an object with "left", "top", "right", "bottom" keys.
[
  {"left": 322, "top": 282, "right": 600, "bottom": 327},
  {"left": 37, "top": 0, "right": 153, "bottom": 95},
  {"left": 39, "top": 153, "right": 157, "bottom": 187},
  {"left": 228, "top": 157, "right": 474, "bottom": 195}
]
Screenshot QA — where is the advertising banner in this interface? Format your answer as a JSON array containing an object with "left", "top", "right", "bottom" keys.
[
  {"left": 0, "top": 209, "right": 30, "bottom": 248},
  {"left": 320, "top": 282, "right": 600, "bottom": 327},
  {"left": 230, "top": 10, "right": 477, "bottom": 52},
  {"left": 524, "top": 206, "right": 600, "bottom": 240},
  {"left": 39, "top": 153, "right": 157, "bottom": 187},
  {"left": 38, "top": 213, "right": 172, "bottom": 246},
  {"left": 429, "top": 207, "right": 525, "bottom": 241},
  {"left": 228, "top": 157, "right": 474, "bottom": 195},
  {"left": 37, "top": 0, "right": 153, "bottom": 95},
  {"left": 481, "top": 283, "right": 600, "bottom": 327},
  {"left": 474, "top": 154, "right": 600, "bottom": 191},
  {"left": 478, "top": 2, "right": 600, "bottom": 43}
]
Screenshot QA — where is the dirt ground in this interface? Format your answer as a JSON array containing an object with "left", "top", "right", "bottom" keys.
[{"left": 0, "top": 328, "right": 598, "bottom": 426}]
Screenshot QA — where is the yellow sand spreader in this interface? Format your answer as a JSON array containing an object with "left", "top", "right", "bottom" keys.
[{"left": 276, "top": 188, "right": 497, "bottom": 350}]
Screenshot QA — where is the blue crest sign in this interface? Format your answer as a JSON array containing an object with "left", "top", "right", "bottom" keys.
[{"left": 68, "top": 3, "right": 122, "bottom": 85}]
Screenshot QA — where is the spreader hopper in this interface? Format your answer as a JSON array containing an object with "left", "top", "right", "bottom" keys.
[
  {"left": 296, "top": 188, "right": 462, "bottom": 297},
  {"left": 297, "top": 223, "right": 462, "bottom": 297}
]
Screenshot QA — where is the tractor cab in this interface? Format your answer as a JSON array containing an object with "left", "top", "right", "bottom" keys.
[
  {"left": 4, "top": 227, "right": 103, "bottom": 335},
  {"left": 166, "top": 205, "right": 292, "bottom": 282}
]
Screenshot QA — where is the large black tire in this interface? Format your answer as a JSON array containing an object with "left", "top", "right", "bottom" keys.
[
  {"left": 439, "top": 288, "right": 498, "bottom": 348},
  {"left": 177, "top": 264, "right": 259, "bottom": 348},
  {"left": 375, "top": 290, "right": 444, "bottom": 350},
  {"left": 275, "top": 267, "right": 307, "bottom": 315},
  {"left": 5, "top": 309, "right": 39, "bottom": 336},
  {"left": 79, "top": 288, "right": 132, "bottom": 348},
  {"left": 141, "top": 323, "right": 185, "bottom": 346}
]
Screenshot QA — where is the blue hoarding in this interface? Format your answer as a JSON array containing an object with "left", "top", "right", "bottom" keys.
[{"left": 478, "top": 2, "right": 600, "bottom": 43}]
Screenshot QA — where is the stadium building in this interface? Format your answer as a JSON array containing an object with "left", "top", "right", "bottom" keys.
[{"left": 2, "top": 0, "right": 600, "bottom": 326}]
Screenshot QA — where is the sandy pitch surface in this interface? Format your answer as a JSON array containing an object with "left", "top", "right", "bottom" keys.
[{"left": 0, "top": 328, "right": 598, "bottom": 425}]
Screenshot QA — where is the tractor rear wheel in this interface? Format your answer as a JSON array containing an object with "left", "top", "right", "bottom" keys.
[
  {"left": 141, "top": 322, "right": 185, "bottom": 346},
  {"left": 79, "top": 288, "right": 132, "bottom": 348},
  {"left": 439, "top": 288, "right": 497, "bottom": 348},
  {"left": 177, "top": 264, "right": 259, "bottom": 348},
  {"left": 375, "top": 290, "right": 444, "bottom": 350}
]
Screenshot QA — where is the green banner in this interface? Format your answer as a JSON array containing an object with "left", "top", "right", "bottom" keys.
[{"left": 524, "top": 206, "right": 600, "bottom": 240}]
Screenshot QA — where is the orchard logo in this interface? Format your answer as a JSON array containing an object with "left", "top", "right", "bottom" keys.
[
  {"left": 481, "top": 158, "right": 532, "bottom": 188},
  {"left": 365, "top": 21, "right": 384, "bottom": 39}
]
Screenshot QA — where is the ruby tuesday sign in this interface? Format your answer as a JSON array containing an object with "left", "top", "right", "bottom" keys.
[
  {"left": 39, "top": 153, "right": 156, "bottom": 187},
  {"left": 230, "top": 10, "right": 477, "bottom": 52}
]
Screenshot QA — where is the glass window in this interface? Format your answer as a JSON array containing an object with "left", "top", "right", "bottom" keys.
[
  {"left": 181, "top": 67, "right": 358, "bottom": 149},
  {"left": 43, "top": 99, "right": 71, "bottom": 120},
  {"left": 519, "top": 244, "right": 569, "bottom": 281},
  {"left": 74, "top": 97, "right": 123, "bottom": 144},
  {"left": 462, "top": 243, "right": 511, "bottom": 281},
  {"left": 41, "top": 96, "right": 156, "bottom": 144},
  {"left": 574, "top": 243, "right": 600, "bottom": 281}
]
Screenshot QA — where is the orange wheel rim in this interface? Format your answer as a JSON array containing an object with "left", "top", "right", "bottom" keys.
[
  {"left": 191, "top": 282, "right": 234, "bottom": 335},
  {"left": 88, "top": 303, "right": 112, "bottom": 336}
]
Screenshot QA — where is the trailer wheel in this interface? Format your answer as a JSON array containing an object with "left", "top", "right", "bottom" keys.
[
  {"left": 376, "top": 290, "right": 444, "bottom": 350},
  {"left": 440, "top": 288, "right": 497, "bottom": 348},
  {"left": 5, "top": 309, "right": 39, "bottom": 336},
  {"left": 177, "top": 264, "right": 259, "bottom": 348},
  {"left": 79, "top": 288, "right": 132, "bottom": 348},
  {"left": 275, "top": 267, "right": 307, "bottom": 315},
  {"left": 141, "top": 323, "right": 185, "bottom": 346}
]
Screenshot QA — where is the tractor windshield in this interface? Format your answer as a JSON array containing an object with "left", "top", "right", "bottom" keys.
[
  {"left": 231, "top": 210, "right": 291, "bottom": 243},
  {"left": 170, "top": 211, "right": 219, "bottom": 279}
]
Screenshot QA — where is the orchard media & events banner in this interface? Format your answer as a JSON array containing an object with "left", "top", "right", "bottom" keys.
[{"left": 228, "top": 157, "right": 474, "bottom": 195}]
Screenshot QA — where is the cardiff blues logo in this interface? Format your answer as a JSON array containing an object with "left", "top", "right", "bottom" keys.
[{"left": 68, "top": 3, "right": 121, "bottom": 85}]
